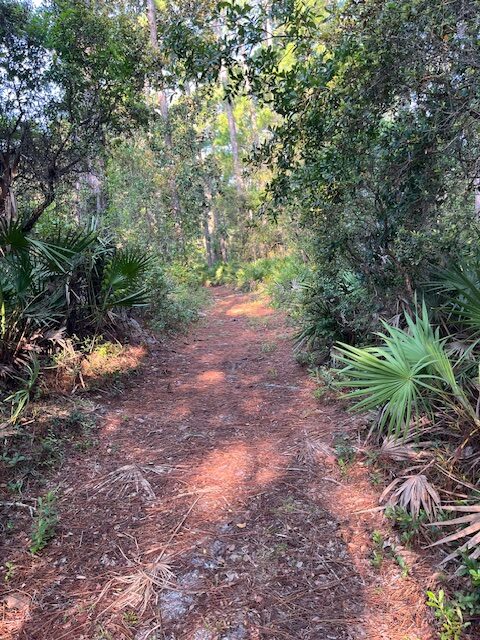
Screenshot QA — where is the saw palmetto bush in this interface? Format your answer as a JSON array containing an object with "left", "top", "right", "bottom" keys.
[
  {"left": 336, "top": 302, "right": 478, "bottom": 439},
  {"left": 0, "top": 219, "right": 152, "bottom": 381},
  {"left": 294, "top": 271, "right": 376, "bottom": 356},
  {"left": 336, "top": 283, "right": 480, "bottom": 564},
  {"left": 432, "top": 263, "right": 480, "bottom": 334},
  {"left": 0, "top": 220, "right": 93, "bottom": 373}
]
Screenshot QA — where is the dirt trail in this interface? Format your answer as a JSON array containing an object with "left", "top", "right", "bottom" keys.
[{"left": 3, "top": 288, "right": 436, "bottom": 640}]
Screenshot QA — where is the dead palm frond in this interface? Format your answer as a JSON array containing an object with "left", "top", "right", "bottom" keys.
[
  {"left": 429, "top": 504, "right": 480, "bottom": 564},
  {"left": 97, "top": 555, "right": 175, "bottom": 615},
  {"left": 380, "top": 473, "right": 441, "bottom": 520},
  {"left": 378, "top": 434, "right": 432, "bottom": 463},
  {"left": 283, "top": 430, "right": 335, "bottom": 465},
  {"left": 297, "top": 431, "right": 335, "bottom": 464},
  {"left": 90, "top": 464, "right": 170, "bottom": 499}
]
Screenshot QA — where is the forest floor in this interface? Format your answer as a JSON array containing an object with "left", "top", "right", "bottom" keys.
[{"left": 1, "top": 287, "right": 438, "bottom": 640}]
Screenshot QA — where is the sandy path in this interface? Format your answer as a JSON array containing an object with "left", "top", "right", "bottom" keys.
[{"left": 2, "top": 288, "right": 435, "bottom": 640}]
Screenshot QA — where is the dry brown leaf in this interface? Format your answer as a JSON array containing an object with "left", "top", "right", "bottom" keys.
[
  {"left": 380, "top": 473, "right": 441, "bottom": 520},
  {"left": 378, "top": 435, "right": 431, "bottom": 463},
  {"left": 429, "top": 504, "right": 480, "bottom": 564},
  {"left": 89, "top": 463, "right": 171, "bottom": 499}
]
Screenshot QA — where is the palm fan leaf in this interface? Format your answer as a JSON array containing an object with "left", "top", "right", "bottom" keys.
[
  {"left": 380, "top": 473, "right": 441, "bottom": 520},
  {"left": 429, "top": 504, "right": 480, "bottom": 564},
  {"left": 336, "top": 302, "right": 474, "bottom": 436},
  {"left": 431, "top": 263, "right": 480, "bottom": 331},
  {"left": 378, "top": 434, "right": 432, "bottom": 463},
  {"left": 100, "top": 248, "right": 153, "bottom": 310}
]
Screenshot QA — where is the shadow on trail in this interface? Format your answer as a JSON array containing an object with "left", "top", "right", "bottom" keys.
[{"left": 16, "top": 289, "right": 413, "bottom": 639}]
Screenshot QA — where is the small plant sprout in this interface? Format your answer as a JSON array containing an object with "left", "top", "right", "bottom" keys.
[
  {"left": 426, "top": 590, "right": 467, "bottom": 640},
  {"left": 5, "top": 358, "right": 40, "bottom": 424},
  {"left": 261, "top": 340, "right": 277, "bottom": 353},
  {"left": 3, "top": 561, "right": 16, "bottom": 583},
  {"left": 30, "top": 490, "right": 58, "bottom": 554}
]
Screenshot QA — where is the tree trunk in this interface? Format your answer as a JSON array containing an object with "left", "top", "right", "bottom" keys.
[
  {"left": 475, "top": 177, "right": 480, "bottom": 217},
  {"left": 213, "top": 207, "right": 228, "bottom": 262},
  {"left": 0, "top": 152, "right": 19, "bottom": 224},
  {"left": 202, "top": 210, "right": 214, "bottom": 267},
  {"left": 216, "top": 15, "right": 244, "bottom": 198},
  {"left": 146, "top": 0, "right": 183, "bottom": 242},
  {"left": 263, "top": 0, "right": 273, "bottom": 46},
  {"left": 224, "top": 97, "right": 243, "bottom": 195}
]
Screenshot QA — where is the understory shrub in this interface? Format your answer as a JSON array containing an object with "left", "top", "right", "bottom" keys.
[
  {"left": 146, "top": 262, "right": 210, "bottom": 333},
  {"left": 0, "top": 220, "right": 152, "bottom": 380},
  {"left": 335, "top": 264, "right": 480, "bottom": 567}
]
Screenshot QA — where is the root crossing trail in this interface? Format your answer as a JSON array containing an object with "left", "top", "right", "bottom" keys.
[{"left": 7, "top": 288, "right": 435, "bottom": 640}]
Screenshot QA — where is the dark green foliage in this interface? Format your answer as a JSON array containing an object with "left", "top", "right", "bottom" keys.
[
  {"left": 0, "top": 219, "right": 152, "bottom": 377},
  {"left": 0, "top": 0, "right": 148, "bottom": 229},
  {"left": 146, "top": 262, "right": 211, "bottom": 334},
  {"left": 227, "top": 0, "right": 480, "bottom": 352}
]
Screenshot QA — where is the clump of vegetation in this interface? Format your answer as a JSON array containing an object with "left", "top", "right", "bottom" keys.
[
  {"left": 426, "top": 590, "right": 467, "bottom": 640},
  {"left": 370, "top": 529, "right": 409, "bottom": 577},
  {"left": 385, "top": 507, "right": 429, "bottom": 547},
  {"left": 30, "top": 490, "right": 58, "bottom": 554}
]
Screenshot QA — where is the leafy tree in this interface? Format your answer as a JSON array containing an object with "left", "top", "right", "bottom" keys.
[
  {"left": 0, "top": 0, "right": 148, "bottom": 231},
  {"left": 227, "top": 0, "right": 480, "bottom": 348}
]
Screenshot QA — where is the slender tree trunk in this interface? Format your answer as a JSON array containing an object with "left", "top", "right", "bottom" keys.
[
  {"left": 249, "top": 99, "right": 260, "bottom": 149},
  {"left": 86, "top": 171, "right": 102, "bottom": 216},
  {"left": 146, "top": 0, "right": 183, "bottom": 245},
  {"left": 216, "top": 15, "right": 244, "bottom": 198},
  {"left": 264, "top": 0, "right": 273, "bottom": 46},
  {"left": 202, "top": 210, "right": 214, "bottom": 267},
  {"left": 224, "top": 96, "right": 244, "bottom": 195},
  {"left": 0, "top": 152, "right": 19, "bottom": 223},
  {"left": 203, "top": 177, "right": 227, "bottom": 265},
  {"left": 213, "top": 207, "right": 228, "bottom": 262},
  {"left": 475, "top": 177, "right": 480, "bottom": 217}
]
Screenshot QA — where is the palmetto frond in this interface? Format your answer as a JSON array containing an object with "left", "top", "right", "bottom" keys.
[
  {"left": 0, "top": 219, "right": 153, "bottom": 373},
  {"left": 378, "top": 433, "right": 432, "bottom": 463},
  {"left": 89, "top": 463, "right": 170, "bottom": 500},
  {"left": 336, "top": 302, "right": 475, "bottom": 436},
  {"left": 100, "top": 248, "right": 153, "bottom": 310},
  {"left": 380, "top": 473, "right": 441, "bottom": 520},
  {"left": 431, "top": 263, "right": 480, "bottom": 333},
  {"left": 429, "top": 504, "right": 480, "bottom": 564}
]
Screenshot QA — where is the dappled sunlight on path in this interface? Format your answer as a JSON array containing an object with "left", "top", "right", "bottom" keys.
[{"left": 4, "top": 287, "right": 435, "bottom": 640}]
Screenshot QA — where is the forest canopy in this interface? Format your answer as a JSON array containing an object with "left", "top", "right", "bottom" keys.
[{"left": 1, "top": 2, "right": 480, "bottom": 634}]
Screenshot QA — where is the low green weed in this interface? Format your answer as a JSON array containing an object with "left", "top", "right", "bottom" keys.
[
  {"left": 40, "top": 429, "right": 64, "bottom": 468},
  {"left": 5, "top": 358, "right": 40, "bottom": 423},
  {"left": 370, "top": 529, "right": 409, "bottom": 577},
  {"left": 426, "top": 590, "right": 467, "bottom": 640},
  {"left": 371, "top": 530, "right": 385, "bottom": 569},
  {"left": 30, "top": 490, "right": 58, "bottom": 554},
  {"left": 123, "top": 610, "right": 139, "bottom": 627},
  {"left": 313, "top": 387, "right": 326, "bottom": 400},
  {"left": 261, "top": 341, "right": 277, "bottom": 353},
  {"left": 454, "top": 558, "right": 480, "bottom": 618},
  {"left": 333, "top": 435, "right": 356, "bottom": 476},
  {"left": 0, "top": 451, "right": 28, "bottom": 468},
  {"left": 3, "top": 561, "right": 16, "bottom": 583},
  {"left": 385, "top": 506, "right": 428, "bottom": 546}
]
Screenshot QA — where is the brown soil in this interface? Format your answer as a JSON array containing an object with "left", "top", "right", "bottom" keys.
[{"left": 1, "top": 287, "right": 437, "bottom": 640}]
